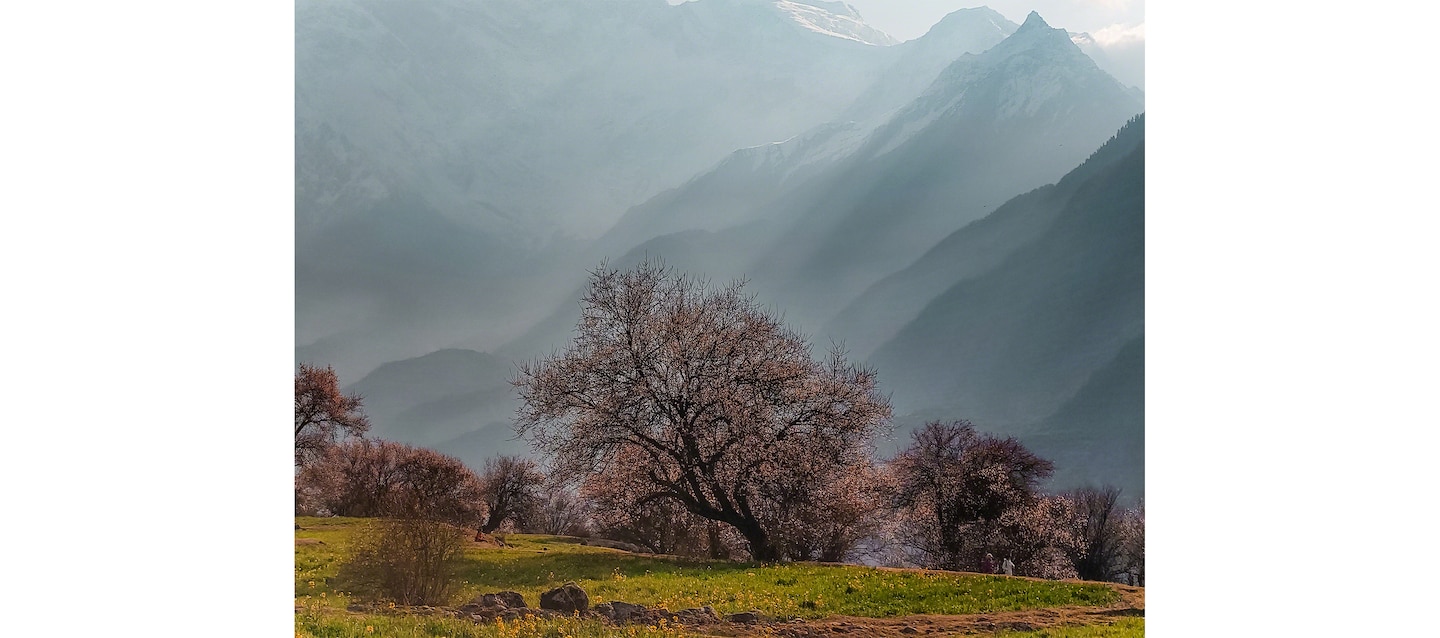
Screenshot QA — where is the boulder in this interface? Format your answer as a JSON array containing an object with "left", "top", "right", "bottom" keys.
[
  {"left": 483, "top": 591, "right": 527, "bottom": 609},
  {"left": 459, "top": 590, "right": 529, "bottom": 619},
  {"left": 673, "top": 606, "right": 721, "bottom": 625},
  {"left": 539, "top": 582, "right": 589, "bottom": 613},
  {"left": 595, "top": 601, "right": 647, "bottom": 622},
  {"left": 727, "top": 611, "right": 763, "bottom": 624}
]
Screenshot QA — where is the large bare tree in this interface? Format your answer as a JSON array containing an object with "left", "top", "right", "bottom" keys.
[
  {"left": 515, "top": 261, "right": 891, "bottom": 561},
  {"left": 294, "top": 363, "right": 369, "bottom": 466}
]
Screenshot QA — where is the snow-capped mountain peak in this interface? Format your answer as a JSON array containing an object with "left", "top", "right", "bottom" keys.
[
  {"left": 773, "top": 0, "right": 898, "bottom": 46},
  {"left": 860, "top": 9, "right": 1135, "bottom": 155}
]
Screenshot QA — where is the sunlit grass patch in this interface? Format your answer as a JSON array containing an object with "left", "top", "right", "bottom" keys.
[{"left": 297, "top": 517, "right": 1119, "bottom": 620}]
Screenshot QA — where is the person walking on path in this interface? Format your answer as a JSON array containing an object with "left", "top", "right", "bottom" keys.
[
  {"left": 981, "top": 553, "right": 996, "bottom": 574},
  {"left": 1001, "top": 557, "right": 1015, "bottom": 576}
]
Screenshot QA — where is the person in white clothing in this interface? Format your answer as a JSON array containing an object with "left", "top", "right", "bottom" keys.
[{"left": 1001, "top": 557, "right": 1015, "bottom": 576}]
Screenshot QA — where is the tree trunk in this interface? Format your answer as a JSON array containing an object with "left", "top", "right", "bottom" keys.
[
  {"left": 707, "top": 521, "right": 727, "bottom": 559},
  {"left": 480, "top": 510, "right": 504, "bottom": 533},
  {"left": 736, "top": 522, "right": 778, "bottom": 562}
]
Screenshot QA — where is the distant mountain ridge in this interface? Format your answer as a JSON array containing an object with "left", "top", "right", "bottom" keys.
[
  {"left": 296, "top": 0, "right": 903, "bottom": 243},
  {"left": 829, "top": 111, "right": 1148, "bottom": 360},
  {"left": 506, "top": 11, "right": 1141, "bottom": 366},
  {"left": 593, "top": 6, "right": 1021, "bottom": 260},
  {"left": 745, "top": 12, "right": 1141, "bottom": 328},
  {"left": 297, "top": 4, "right": 1146, "bottom": 495},
  {"left": 297, "top": 0, "right": 969, "bottom": 378},
  {"left": 345, "top": 349, "right": 516, "bottom": 447}
]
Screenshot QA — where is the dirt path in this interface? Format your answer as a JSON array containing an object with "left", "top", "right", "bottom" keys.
[{"left": 695, "top": 584, "right": 1143, "bottom": 637}]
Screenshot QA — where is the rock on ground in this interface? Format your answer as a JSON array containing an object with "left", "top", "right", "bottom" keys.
[{"left": 539, "top": 582, "right": 589, "bottom": 613}]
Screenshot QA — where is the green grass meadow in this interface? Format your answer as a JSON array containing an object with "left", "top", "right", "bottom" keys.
[{"left": 295, "top": 517, "right": 1138, "bottom": 637}]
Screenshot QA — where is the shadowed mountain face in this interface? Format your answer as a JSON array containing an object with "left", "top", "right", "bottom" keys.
[
  {"left": 1024, "top": 336, "right": 1143, "bottom": 498},
  {"left": 869, "top": 116, "right": 1144, "bottom": 494},
  {"left": 830, "top": 112, "right": 1148, "bottom": 361},
  {"left": 740, "top": 12, "right": 1142, "bottom": 330}
]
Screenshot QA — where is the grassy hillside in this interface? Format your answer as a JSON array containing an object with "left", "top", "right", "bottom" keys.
[{"left": 296, "top": 517, "right": 1141, "bottom": 637}]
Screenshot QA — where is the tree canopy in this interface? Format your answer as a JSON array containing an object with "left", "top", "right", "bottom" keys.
[
  {"left": 891, "top": 420, "right": 1057, "bottom": 572},
  {"left": 515, "top": 261, "right": 891, "bottom": 560},
  {"left": 295, "top": 363, "right": 370, "bottom": 466}
]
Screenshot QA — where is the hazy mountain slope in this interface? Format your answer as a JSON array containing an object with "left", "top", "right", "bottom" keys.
[
  {"left": 344, "top": 349, "right": 516, "bottom": 446},
  {"left": 841, "top": 7, "right": 1017, "bottom": 124},
  {"left": 829, "top": 115, "right": 1146, "bottom": 359},
  {"left": 511, "top": 12, "right": 1142, "bottom": 362},
  {"left": 593, "top": 7, "right": 1020, "bottom": 262},
  {"left": 364, "top": 227, "right": 778, "bottom": 453},
  {"left": 303, "top": 5, "right": 1148, "bottom": 481},
  {"left": 1023, "top": 335, "right": 1144, "bottom": 498},
  {"left": 500, "top": 225, "right": 776, "bottom": 358},
  {"left": 743, "top": 13, "right": 1143, "bottom": 330},
  {"left": 294, "top": 191, "right": 566, "bottom": 378},
  {"left": 870, "top": 127, "right": 1144, "bottom": 445},
  {"left": 591, "top": 121, "right": 870, "bottom": 260},
  {"left": 430, "top": 422, "right": 535, "bottom": 474},
  {"left": 296, "top": 0, "right": 909, "bottom": 378},
  {"left": 296, "top": 0, "right": 899, "bottom": 241}
]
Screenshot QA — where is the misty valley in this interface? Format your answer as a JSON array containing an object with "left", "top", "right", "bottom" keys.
[{"left": 295, "top": 2, "right": 1145, "bottom": 633}]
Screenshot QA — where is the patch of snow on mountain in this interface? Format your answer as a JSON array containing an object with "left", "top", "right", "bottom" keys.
[{"left": 774, "top": 1, "right": 897, "bottom": 46}]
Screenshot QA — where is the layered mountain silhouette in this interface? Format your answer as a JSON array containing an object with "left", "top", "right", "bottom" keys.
[
  {"left": 297, "top": 0, "right": 1021, "bottom": 378},
  {"left": 540, "top": 11, "right": 1142, "bottom": 344},
  {"left": 741, "top": 13, "right": 1141, "bottom": 329},
  {"left": 869, "top": 115, "right": 1144, "bottom": 495},
  {"left": 344, "top": 349, "right": 516, "bottom": 448},
  {"left": 296, "top": 2, "right": 1146, "bottom": 494}
]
